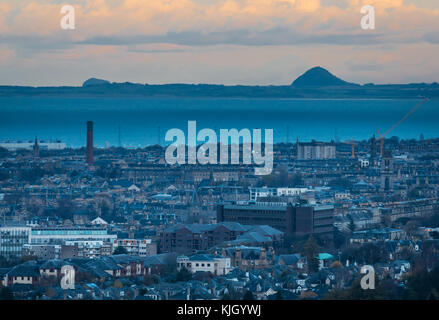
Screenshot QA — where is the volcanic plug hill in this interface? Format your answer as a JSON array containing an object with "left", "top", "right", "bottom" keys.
[{"left": 291, "top": 66, "right": 358, "bottom": 87}]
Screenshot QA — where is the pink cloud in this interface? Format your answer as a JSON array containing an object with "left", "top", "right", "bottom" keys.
[{"left": 1, "top": 0, "right": 438, "bottom": 85}]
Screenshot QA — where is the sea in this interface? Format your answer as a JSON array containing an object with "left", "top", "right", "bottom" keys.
[{"left": 0, "top": 97, "right": 437, "bottom": 148}]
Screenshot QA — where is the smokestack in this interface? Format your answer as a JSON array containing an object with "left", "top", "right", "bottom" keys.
[{"left": 86, "top": 121, "right": 94, "bottom": 165}]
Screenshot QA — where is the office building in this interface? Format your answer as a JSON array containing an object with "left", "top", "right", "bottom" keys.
[
  {"left": 249, "top": 187, "right": 310, "bottom": 201},
  {"left": 217, "top": 203, "right": 334, "bottom": 242},
  {"left": 113, "top": 239, "right": 157, "bottom": 257},
  {"left": 30, "top": 227, "right": 116, "bottom": 245},
  {"left": 297, "top": 141, "right": 336, "bottom": 160},
  {"left": 0, "top": 226, "right": 32, "bottom": 259}
]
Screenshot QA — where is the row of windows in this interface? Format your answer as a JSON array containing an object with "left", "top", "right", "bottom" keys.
[
  {"left": 32, "top": 230, "right": 107, "bottom": 235},
  {"left": 0, "top": 239, "right": 28, "bottom": 244},
  {"left": 179, "top": 262, "right": 214, "bottom": 268},
  {"left": 0, "top": 231, "right": 29, "bottom": 236},
  {"left": 1, "top": 248, "right": 22, "bottom": 251}
]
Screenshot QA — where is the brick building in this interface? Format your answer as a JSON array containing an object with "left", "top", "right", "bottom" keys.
[{"left": 160, "top": 222, "right": 283, "bottom": 253}]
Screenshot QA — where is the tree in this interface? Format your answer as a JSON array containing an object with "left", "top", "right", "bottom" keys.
[
  {"left": 20, "top": 167, "right": 45, "bottom": 184},
  {"left": 300, "top": 290, "right": 318, "bottom": 300},
  {"left": 342, "top": 243, "right": 387, "bottom": 265},
  {"left": 3, "top": 193, "right": 21, "bottom": 206},
  {"left": 242, "top": 290, "right": 255, "bottom": 300},
  {"left": 221, "top": 293, "right": 231, "bottom": 300},
  {"left": 403, "top": 220, "right": 421, "bottom": 235},
  {"left": 162, "top": 253, "right": 178, "bottom": 275},
  {"left": 330, "top": 261, "right": 343, "bottom": 268},
  {"left": 324, "top": 277, "right": 403, "bottom": 300},
  {"left": 0, "top": 171, "right": 9, "bottom": 181},
  {"left": 303, "top": 235, "right": 320, "bottom": 273},
  {"left": 422, "top": 213, "right": 439, "bottom": 228},
  {"left": 333, "top": 228, "right": 347, "bottom": 249},
  {"left": 348, "top": 215, "right": 356, "bottom": 233},
  {"left": 176, "top": 267, "right": 192, "bottom": 282},
  {"left": 222, "top": 287, "right": 239, "bottom": 300},
  {"left": 0, "top": 146, "right": 8, "bottom": 158},
  {"left": 0, "top": 255, "right": 9, "bottom": 268},
  {"left": 0, "top": 287, "right": 13, "bottom": 300},
  {"left": 56, "top": 198, "right": 74, "bottom": 220},
  {"left": 275, "top": 290, "right": 283, "bottom": 300},
  {"left": 143, "top": 274, "right": 160, "bottom": 286},
  {"left": 408, "top": 188, "right": 422, "bottom": 200},
  {"left": 113, "top": 246, "right": 128, "bottom": 255},
  {"left": 430, "top": 231, "right": 439, "bottom": 239},
  {"left": 138, "top": 288, "right": 148, "bottom": 296},
  {"left": 289, "top": 174, "right": 303, "bottom": 187},
  {"left": 45, "top": 287, "right": 56, "bottom": 299},
  {"left": 328, "top": 178, "right": 352, "bottom": 190},
  {"left": 113, "top": 280, "right": 123, "bottom": 289}
]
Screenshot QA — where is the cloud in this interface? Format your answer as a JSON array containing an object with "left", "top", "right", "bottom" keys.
[
  {"left": 0, "top": 0, "right": 438, "bottom": 85},
  {"left": 78, "top": 28, "right": 387, "bottom": 47},
  {"left": 0, "top": 0, "right": 436, "bottom": 50}
]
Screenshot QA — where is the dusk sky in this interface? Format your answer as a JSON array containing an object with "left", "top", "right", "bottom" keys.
[{"left": 0, "top": 0, "right": 438, "bottom": 86}]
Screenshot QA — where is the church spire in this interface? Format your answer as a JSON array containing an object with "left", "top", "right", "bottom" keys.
[{"left": 33, "top": 136, "right": 40, "bottom": 158}]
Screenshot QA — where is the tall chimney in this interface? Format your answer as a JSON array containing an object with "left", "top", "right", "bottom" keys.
[{"left": 86, "top": 121, "right": 94, "bottom": 165}]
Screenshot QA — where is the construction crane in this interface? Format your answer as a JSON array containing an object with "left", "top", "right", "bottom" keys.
[
  {"left": 341, "top": 139, "right": 357, "bottom": 159},
  {"left": 376, "top": 98, "right": 429, "bottom": 156},
  {"left": 348, "top": 140, "right": 357, "bottom": 159}
]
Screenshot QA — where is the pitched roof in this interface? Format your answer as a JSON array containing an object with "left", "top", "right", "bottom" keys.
[
  {"left": 276, "top": 254, "right": 301, "bottom": 265},
  {"left": 7, "top": 261, "right": 40, "bottom": 277},
  {"left": 189, "top": 254, "right": 215, "bottom": 262},
  {"left": 40, "top": 259, "right": 68, "bottom": 269}
]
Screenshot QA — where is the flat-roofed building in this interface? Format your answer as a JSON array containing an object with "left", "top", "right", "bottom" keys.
[
  {"left": 177, "top": 254, "right": 231, "bottom": 276},
  {"left": 113, "top": 239, "right": 157, "bottom": 257},
  {"left": 22, "top": 244, "right": 61, "bottom": 260},
  {"left": 30, "top": 227, "right": 117, "bottom": 245},
  {"left": 0, "top": 225, "right": 32, "bottom": 259},
  {"left": 249, "top": 187, "right": 310, "bottom": 201},
  {"left": 297, "top": 141, "right": 336, "bottom": 160},
  {"left": 217, "top": 202, "right": 334, "bottom": 243}
]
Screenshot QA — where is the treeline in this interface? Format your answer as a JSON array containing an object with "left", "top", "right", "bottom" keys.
[
  {"left": 325, "top": 267, "right": 439, "bottom": 300},
  {"left": 1, "top": 82, "right": 439, "bottom": 99}
]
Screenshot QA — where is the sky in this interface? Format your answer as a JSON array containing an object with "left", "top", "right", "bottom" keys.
[{"left": 0, "top": 0, "right": 438, "bottom": 86}]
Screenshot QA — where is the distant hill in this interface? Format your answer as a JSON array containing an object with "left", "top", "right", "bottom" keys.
[
  {"left": 82, "top": 78, "right": 110, "bottom": 87},
  {"left": 0, "top": 68, "right": 437, "bottom": 99},
  {"left": 292, "top": 66, "right": 358, "bottom": 87}
]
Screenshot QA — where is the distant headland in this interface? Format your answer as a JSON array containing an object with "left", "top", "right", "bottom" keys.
[{"left": 1, "top": 67, "right": 438, "bottom": 99}]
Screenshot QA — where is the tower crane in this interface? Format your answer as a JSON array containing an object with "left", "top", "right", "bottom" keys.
[
  {"left": 376, "top": 98, "right": 429, "bottom": 156},
  {"left": 343, "top": 140, "right": 357, "bottom": 159}
]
